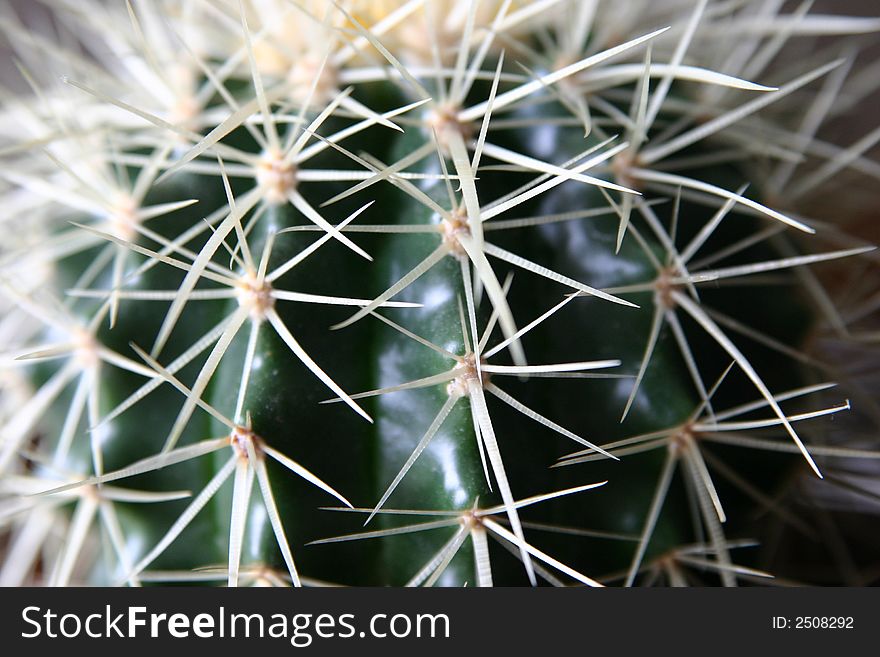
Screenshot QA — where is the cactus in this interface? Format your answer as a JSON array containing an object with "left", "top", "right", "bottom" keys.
[{"left": 1, "top": 0, "right": 879, "bottom": 587}]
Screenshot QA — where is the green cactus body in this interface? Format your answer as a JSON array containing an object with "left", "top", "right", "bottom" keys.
[
  {"left": 2, "top": 1, "right": 877, "bottom": 588},
  {"left": 368, "top": 148, "right": 485, "bottom": 586},
  {"left": 19, "top": 75, "right": 838, "bottom": 587}
]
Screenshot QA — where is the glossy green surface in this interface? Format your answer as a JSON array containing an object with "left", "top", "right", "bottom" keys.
[{"left": 42, "top": 78, "right": 814, "bottom": 586}]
